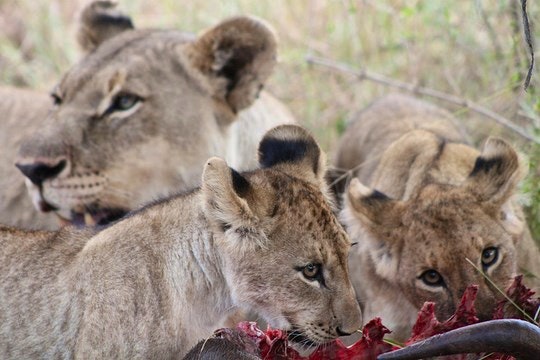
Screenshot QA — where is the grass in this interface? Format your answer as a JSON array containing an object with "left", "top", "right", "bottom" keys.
[
  {"left": 1, "top": 0, "right": 539, "bottom": 237},
  {"left": 465, "top": 258, "right": 539, "bottom": 326}
]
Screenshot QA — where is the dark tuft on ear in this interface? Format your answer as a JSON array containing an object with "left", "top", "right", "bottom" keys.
[
  {"left": 259, "top": 138, "right": 318, "bottom": 173},
  {"left": 362, "top": 189, "right": 391, "bottom": 206},
  {"left": 77, "top": 1, "right": 134, "bottom": 53},
  {"left": 346, "top": 178, "right": 402, "bottom": 229},
  {"left": 231, "top": 168, "right": 250, "bottom": 198},
  {"left": 469, "top": 156, "right": 504, "bottom": 177},
  {"left": 465, "top": 137, "right": 525, "bottom": 206},
  {"left": 258, "top": 125, "right": 319, "bottom": 169},
  {"left": 257, "top": 125, "right": 326, "bottom": 184}
]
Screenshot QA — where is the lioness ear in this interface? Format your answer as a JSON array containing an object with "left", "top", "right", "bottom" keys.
[
  {"left": 258, "top": 125, "right": 326, "bottom": 186},
  {"left": 346, "top": 178, "right": 402, "bottom": 229},
  {"left": 202, "top": 157, "right": 267, "bottom": 248},
  {"left": 77, "top": 1, "right": 134, "bottom": 53},
  {"left": 187, "top": 16, "right": 277, "bottom": 116},
  {"left": 465, "top": 138, "right": 526, "bottom": 208}
]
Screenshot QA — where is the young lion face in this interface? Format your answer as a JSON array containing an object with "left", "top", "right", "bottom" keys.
[
  {"left": 203, "top": 125, "right": 362, "bottom": 346},
  {"left": 15, "top": 2, "right": 287, "bottom": 227},
  {"left": 375, "top": 185, "right": 516, "bottom": 321},
  {"left": 345, "top": 138, "right": 526, "bottom": 325}
]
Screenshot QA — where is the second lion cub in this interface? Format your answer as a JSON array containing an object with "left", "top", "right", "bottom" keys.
[{"left": 335, "top": 94, "right": 540, "bottom": 340}]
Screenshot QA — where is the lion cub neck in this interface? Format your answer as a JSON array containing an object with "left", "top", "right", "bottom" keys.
[{"left": 89, "top": 190, "right": 235, "bottom": 341}]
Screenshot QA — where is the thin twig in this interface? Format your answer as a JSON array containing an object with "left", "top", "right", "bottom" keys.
[
  {"left": 465, "top": 258, "right": 539, "bottom": 325},
  {"left": 383, "top": 338, "right": 404, "bottom": 349},
  {"left": 520, "top": 0, "right": 535, "bottom": 90},
  {"left": 518, "top": 110, "right": 540, "bottom": 125},
  {"left": 306, "top": 55, "right": 539, "bottom": 144}
]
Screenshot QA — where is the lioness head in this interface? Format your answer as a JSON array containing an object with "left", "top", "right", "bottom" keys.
[
  {"left": 203, "top": 125, "right": 362, "bottom": 345},
  {"left": 344, "top": 138, "right": 525, "bottom": 323},
  {"left": 15, "top": 1, "right": 282, "bottom": 226}
]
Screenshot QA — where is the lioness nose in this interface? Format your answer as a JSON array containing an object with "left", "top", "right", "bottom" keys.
[{"left": 15, "top": 159, "right": 67, "bottom": 186}]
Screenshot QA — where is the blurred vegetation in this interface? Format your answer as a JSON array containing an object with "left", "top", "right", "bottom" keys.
[{"left": 0, "top": 0, "right": 539, "bottom": 239}]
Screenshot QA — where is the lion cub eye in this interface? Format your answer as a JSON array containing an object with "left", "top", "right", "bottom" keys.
[
  {"left": 481, "top": 247, "right": 499, "bottom": 268},
  {"left": 419, "top": 269, "right": 444, "bottom": 287},
  {"left": 302, "top": 263, "right": 320, "bottom": 279},
  {"left": 111, "top": 93, "right": 141, "bottom": 112},
  {"left": 299, "top": 263, "right": 322, "bottom": 281}
]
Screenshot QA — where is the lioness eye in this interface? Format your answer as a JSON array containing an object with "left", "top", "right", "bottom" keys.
[
  {"left": 481, "top": 247, "right": 499, "bottom": 267},
  {"left": 111, "top": 93, "right": 140, "bottom": 112},
  {"left": 419, "top": 269, "right": 444, "bottom": 287},
  {"left": 301, "top": 263, "right": 321, "bottom": 280}
]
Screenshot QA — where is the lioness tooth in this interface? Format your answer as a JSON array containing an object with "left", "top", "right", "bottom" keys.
[{"left": 84, "top": 212, "right": 96, "bottom": 226}]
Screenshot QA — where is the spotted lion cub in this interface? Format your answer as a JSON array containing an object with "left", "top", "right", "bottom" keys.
[
  {"left": 0, "top": 125, "right": 361, "bottom": 358},
  {"left": 335, "top": 94, "right": 540, "bottom": 340}
]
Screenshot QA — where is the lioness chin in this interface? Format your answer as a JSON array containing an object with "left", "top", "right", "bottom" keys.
[
  {"left": 7, "top": 1, "right": 294, "bottom": 230},
  {"left": 0, "top": 125, "right": 361, "bottom": 359},
  {"left": 334, "top": 94, "right": 540, "bottom": 341}
]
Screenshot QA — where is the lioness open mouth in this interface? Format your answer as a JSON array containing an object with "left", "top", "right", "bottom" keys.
[{"left": 57, "top": 208, "right": 128, "bottom": 227}]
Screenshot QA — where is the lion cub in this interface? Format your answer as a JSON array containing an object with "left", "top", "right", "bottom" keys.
[
  {"left": 0, "top": 125, "right": 361, "bottom": 358},
  {"left": 335, "top": 94, "right": 540, "bottom": 340}
]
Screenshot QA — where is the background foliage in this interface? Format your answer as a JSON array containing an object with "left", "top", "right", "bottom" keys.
[{"left": 1, "top": 0, "right": 539, "bottom": 239}]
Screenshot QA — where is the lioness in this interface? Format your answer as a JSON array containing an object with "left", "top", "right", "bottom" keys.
[
  {"left": 0, "top": 125, "right": 361, "bottom": 358},
  {"left": 334, "top": 94, "right": 540, "bottom": 340},
  {"left": 9, "top": 1, "right": 294, "bottom": 230}
]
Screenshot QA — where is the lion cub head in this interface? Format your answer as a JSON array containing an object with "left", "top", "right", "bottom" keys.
[
  {"left": 15, "top": 1, "right": 281, "bottom": 226},
  {"left": 344, "top": 138, "right": 525, "bottom": 326},
  {"left": 203, "top": 125, "right": 362, "bottom": 345}
]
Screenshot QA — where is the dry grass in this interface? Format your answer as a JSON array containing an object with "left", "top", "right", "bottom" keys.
[{"left": 1, "top": 0, "right": 539, "bottom": 233}]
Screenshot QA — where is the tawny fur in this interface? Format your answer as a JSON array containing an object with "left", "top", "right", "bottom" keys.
[
  {"left": 5, "top": 1, "right": 294, "bottom": 230},
  {"left": 335, "top": 94, "right": 540, "bottom": 341},
  {"left": 0, "top": 125, "right": 361, "bottom": 359},
  {"left": 0, "top": 87, "right": 60, "bottom": 229}
]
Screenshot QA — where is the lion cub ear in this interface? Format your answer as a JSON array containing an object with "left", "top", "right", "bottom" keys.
[
  {"left": 202, "top": 157, "right": 262, "bottom": 240},
  {"left": 345, "top": 179, "right": 403, "bottom": 279},
  {"left": 258, "top": 125, "right": 327, "bottom": 187},
  {"left": 187, "top": 16, "right": 277, "bottom": 116},
  {"left": 465, "top": 138, "right": 526, "bottom": 208},
  {"left": 345, "top": 178, "right": 403, "bottom": 230},
  {"left": 77, "top": 1, "right": 134, "bottom": 53},
  {"left": 465, "top": 138, "right": 527, "bottom": 235}
]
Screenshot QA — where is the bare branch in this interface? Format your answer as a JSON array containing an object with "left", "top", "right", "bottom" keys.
[
  {"left": 520, "top": 0, "right": 535, "bottom": 90},
  {"left": 306, "top": 55, "right": 539, "bottom": 144}
]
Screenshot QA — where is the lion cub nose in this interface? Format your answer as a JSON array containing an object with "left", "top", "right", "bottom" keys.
[
  {"left": 15, "top": 158, "right": 67, "bottom": 186},
  {"left": 337, "top": 300, "right": 362, "bottom": 336},
  {"left": 336, "top": 327, "right": 353, "bottom": 337}
]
